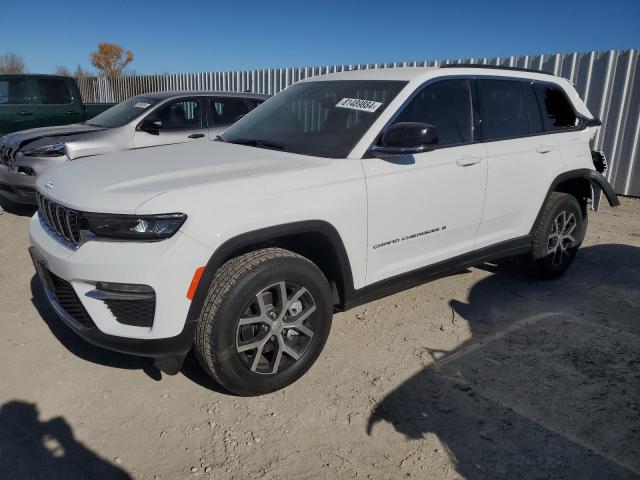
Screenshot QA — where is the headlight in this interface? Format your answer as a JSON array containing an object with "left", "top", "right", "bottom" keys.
[
  {"left": 23, "top": 143, "right": 67, "bottom": 157},
  {"left": 83, "top": 213, "right": 187, "bottom": 240}
]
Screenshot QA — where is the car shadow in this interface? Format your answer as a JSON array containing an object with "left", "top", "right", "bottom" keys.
[
  {"left": 29, "top": 275, "right": 158, "bottom": 378},
  {"left": 0, "top": 400, "right": 132, "bottom": 479},
  {"left": 367, "top": 244, "right": 640, "bottom": 479},
  {"left": 0, "top": 198, "right": 37, "bottom": 217},
  {"left": 30, "top": 275, "right": 229, "bottom": 390}
]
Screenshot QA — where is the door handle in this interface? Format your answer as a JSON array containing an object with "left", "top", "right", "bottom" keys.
[
  {"left": 456, "top": 156, "right": 482, "bottom": 167},
  {"left": 188, "top": 133, "right": 205, "bottom": 139},
  {"left": 536, "top": 144, "right": 555, "bottom": 154},
  {"left": 18, "top": 111, "right": 33, "bottom": 116},
  {"left": 66, "top": 110, "right": 80, "bottom": 115}
]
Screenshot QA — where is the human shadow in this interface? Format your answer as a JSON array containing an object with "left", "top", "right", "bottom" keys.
[
  {"left": 368, "top": 244, "right": 640, "bottom": 479},
  {"left": 0, "top": 401, "right": 132, "bottom": 479}
]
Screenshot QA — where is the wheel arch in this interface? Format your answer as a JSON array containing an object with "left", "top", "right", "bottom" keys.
[{"left": 185, "top": 221, "right": 355, "bottom": 325}]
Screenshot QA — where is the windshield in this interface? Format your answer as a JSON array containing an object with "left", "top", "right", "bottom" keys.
[
  {"left": 87, "top": 96, "right": 162, "bottom": 128},
  {"left": 220, "top": 80, "right": 407, "bottom": 158}
]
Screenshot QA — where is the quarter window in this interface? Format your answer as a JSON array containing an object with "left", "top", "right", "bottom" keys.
[
  {"left": 0, "top": 78, "right": 28, "bottom": 104},
  {"left": 393, "top": 79, "right": 472, "bottom": 147},
  {"left": 534, "top": 84, "right": 578, "bottom": 130},
  {"left": 146, "top": 99, "right": 202, "bottom": 130},
  {"left": 37, "top": 79, "right": 72, "bottom": 104},
  {"left": 477, "top": 79, "right": 528, "bottom": 140}
]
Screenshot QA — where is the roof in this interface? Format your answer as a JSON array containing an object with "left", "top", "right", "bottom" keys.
[{"left": 140, "top": 91, "right": 270, "bottom": 100}]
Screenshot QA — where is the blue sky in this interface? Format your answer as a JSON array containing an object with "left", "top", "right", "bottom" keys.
[{"left": 1, "top": 0, "right": 638, "bottom": 74}]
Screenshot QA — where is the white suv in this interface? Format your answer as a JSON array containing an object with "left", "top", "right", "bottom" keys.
[{"left": 29, "top": 66, "right": 619, "bottom": 395}]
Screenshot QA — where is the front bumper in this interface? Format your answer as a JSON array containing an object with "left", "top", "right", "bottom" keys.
[
  {"left": 28, "top": 212, "right": 213, "bottom": 359},
  {"left": 0, "top": 164, "right": 37, "bottom": 204}
]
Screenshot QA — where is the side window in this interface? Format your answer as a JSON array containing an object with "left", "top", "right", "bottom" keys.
[
  {"left": 0, "top": 78, "right": 29, "bottom": 104},
  {"left": 534, "top": 84, "right": 578, "bottom": 130},
  {"left": 524, "top": 82, "right": 544, "bottom": 134},
  {"left": 146, "top": 99, "right": 203, "bottom": 130},
  {"left": 393, "top": 79, "right": 472, "bottom": 147},
  {"left": 37, "top": 79, "right": 72, "bottom": 104},
  {"left": 477, "top": 79, "right": 528, "bottom": 140},
  {"left": 210, "top": 98, "right": 251, "bottom": 126}
]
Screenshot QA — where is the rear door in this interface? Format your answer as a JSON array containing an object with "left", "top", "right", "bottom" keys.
[
  {"left": 33, "top": 77, "right": 81, "bottom": 127},
  {"left": 207, "top": 97, "right": 262, "bottom": 136},
  {"left": 474, "top": 78, "right": 565, "bottom": 249},
  {"left": 0, "top": 75, "right": 36, "bottom": 134},
  {"left": 133, "top": 97, "right": 207, "bottom": 148}
]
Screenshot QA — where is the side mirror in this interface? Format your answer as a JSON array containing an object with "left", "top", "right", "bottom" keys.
[
  {"left": 369, "top": 122, "right": 438, "bottom": 157},
  {"left": 140, "top": 119, "right": 163, "bottom": 135},
  {"left": 234, "top": 114, "right": 246, "bottom": 123}
]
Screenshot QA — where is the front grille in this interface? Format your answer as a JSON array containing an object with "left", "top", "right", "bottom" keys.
[
  {"left": 103, "top": 298, "right": 155, "bottom": 327},
  {"left": 49, "top": 271, "right": 95, "bottom": 328},
  {"left": 36, "top": 191, "right": 82, "bottom": 246}
]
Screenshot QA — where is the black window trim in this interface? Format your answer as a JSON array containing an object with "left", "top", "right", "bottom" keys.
[
  {"left": 137, "top": 96, "right": 205, "bottom": 132},
  {"left": 365, "top": 74, "right": 590, "bottom": 156}
]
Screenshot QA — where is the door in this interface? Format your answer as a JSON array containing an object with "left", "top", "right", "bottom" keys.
[
  {"left": 474, "top": 79, "right": 566, "bottom": 249},
  {"left": 363, "top": 78, "right": 488, "bottom": 284},
  {"left": 32, "top": 77, "right": 81, "bottom": 127},
  {"left": 207, "top": 97, "right": 261, "bottom": 137},
  {"left": 0, "top": 76, "right": 37, "bottom": 134},
  {"left": 134, "top": 97, "right": 207, "bottom": 148}
]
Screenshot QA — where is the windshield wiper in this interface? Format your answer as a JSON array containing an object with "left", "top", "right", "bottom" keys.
[{"left": 222, "top": 138, "right": 286, "bottom": 151}]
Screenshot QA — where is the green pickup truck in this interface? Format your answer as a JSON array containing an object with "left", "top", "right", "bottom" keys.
[{"left": 0, "top": 74, "right": 114, "bottom": 135}]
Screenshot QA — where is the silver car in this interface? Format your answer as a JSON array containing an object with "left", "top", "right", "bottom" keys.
[{"left": 0, "top": 91, "right": 268, "bottom": 205}]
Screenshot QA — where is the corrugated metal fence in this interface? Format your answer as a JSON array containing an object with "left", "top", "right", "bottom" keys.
[{"left": 77, "top": 49, "right": 639, "bottom": 196}]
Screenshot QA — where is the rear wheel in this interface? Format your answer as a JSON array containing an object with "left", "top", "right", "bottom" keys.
[
  {"left": 525, "top": 192, "right": 585, "bottom": 279},
  {"left": 194, "top": 248, "right": 333, "bottom": 396}
]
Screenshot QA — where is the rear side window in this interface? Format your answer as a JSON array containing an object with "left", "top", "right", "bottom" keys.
[
  {"left": 37, "top": 78, "right": 72, "bottom": 104},
  {"left": 394, "top": 79, "right": 472, "bottom": 147},
  {"left": 534, "top": 84, "right": 578, "bottom": 130},
  {"left": 0, "top": 78, "right": 28, "bottom": 104},
  {"left": 210, "top": 98, "right": 252, "bottom": 126},
  {"left": 477, "top": 79, "right": 528, "bottom": 140}
]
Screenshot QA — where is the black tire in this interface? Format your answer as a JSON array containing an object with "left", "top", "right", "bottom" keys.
[
  {"left": 194, "top": 248, "right": 333, "bottom": 396},
  {"left": 524, "top": 192, "right": 586, "bottom": 279}
]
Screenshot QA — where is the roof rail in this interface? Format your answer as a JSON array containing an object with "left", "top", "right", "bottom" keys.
[{"left": 440, "top": 63, "right": 554, "bottom": 75}]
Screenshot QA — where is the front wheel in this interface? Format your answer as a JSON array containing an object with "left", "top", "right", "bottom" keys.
[
  {"left": 194, "top": 248, "right": 333, "bottom": 396},
  {"left": 525, "top": 192, "right": 586, "bottom": 279}
]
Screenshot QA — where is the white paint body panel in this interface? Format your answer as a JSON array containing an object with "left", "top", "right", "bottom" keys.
[{"left": 29, "top": 67, "right": 599, "bottom": 343}]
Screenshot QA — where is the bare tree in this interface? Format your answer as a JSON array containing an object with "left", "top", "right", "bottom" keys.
[
  {"left": 90, "top": 43, "right": 134, "bottom": 77},
  {"left": 0, "top": 53, "right": 26, "bottom": 73},
  {"left": 55, "top": 65, "right": 71, "bottom": 76},
  {"left": 73, "top": 65, "right": 92, "bottom": 78}
]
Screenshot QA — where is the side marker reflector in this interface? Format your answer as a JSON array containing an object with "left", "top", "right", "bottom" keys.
[{"left": 187, "top": 266, "right": 206, "bottom": 300}]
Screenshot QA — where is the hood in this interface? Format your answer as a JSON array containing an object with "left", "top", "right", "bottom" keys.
[
  {"left": 2, "top": 124, "right": 107, "bottom": 151},
  {"left": 36, "top": 140, "right": 331, "bottom": 213}
]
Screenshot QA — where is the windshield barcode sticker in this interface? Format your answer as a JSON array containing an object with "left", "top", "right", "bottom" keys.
[
  {"left": 134, "top": 102, "right": 151, "bottom": 108},
  {"left": 336, "top": 98, "right": 382, "bottom": 113}
]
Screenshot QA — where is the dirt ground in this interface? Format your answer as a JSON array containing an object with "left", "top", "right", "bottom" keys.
[{"left": 0, "top": 197, "right": 639, "bottom": 480}]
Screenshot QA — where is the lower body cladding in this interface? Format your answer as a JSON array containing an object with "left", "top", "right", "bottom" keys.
[
  {"left": 0, "top": 164, "right": 37, "bottom": 205},
  {"left": 28, "top": 213, "right": 214, "bottom": 373}
]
